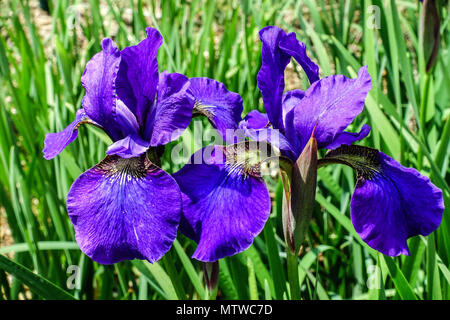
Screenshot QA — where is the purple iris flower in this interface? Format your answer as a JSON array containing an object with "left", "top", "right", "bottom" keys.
[
  {"left": 174, "top": 25, "right": 444, "bottom": 261},
  {"left": 242, "top": 26, "right": 444, "bottom": 256},
  {"left": 43, "top": 28, "right": 194, "bottom": 264}
]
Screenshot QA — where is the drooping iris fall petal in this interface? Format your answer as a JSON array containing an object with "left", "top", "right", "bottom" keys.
[
  {"left": 239, "top": 110, "right": 269, "bottom": 131},
  {"left": 351, "top": 151, "right": 443, "bottom": 256},
  {"left": 67, "top": 155, "right": 181, "bottom": 264},
  {"left": 173, "top": 145, "right": 271, "bottom": 262},
  {"left": 323, "top": 145, "right": 444, "bottom": 256}
]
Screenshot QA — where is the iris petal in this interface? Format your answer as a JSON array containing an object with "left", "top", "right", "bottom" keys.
[
  {"left": 292, "top": 66, "right": 372, "bottom": 153},
  {"left": 239, "top": 110, "right": 269, "bottom": 130},
  {"left": 173, "top": 146, "right": 271, "bottom": 262},
  {"left": 43, "top": 109, "right": 89, "bottom": 160},
  {"left": 244, "top": 129, "right": 297, "bottom": 161},
  {"left": 282, "top": 89, "right": 305, "bottom": 123},
  {"left": 106, "top": 135, "right": 149, "bottom": 158},
  {"left": 324, "top": 124, "right": 371, "bottom": 150},
  {"left": 67, "top": 155, "right": 181, "bottom": 264},
  {"left": 144, "top": 72, "right": 194, "bottom": 146},
  {"left": 279, "top": 32, "right": 320, "bottom": 84},
  {"left": 322, "top": 146, "right": 444, "bottom": 256},
  {"left": 350, "top": 151, "right": 444, "bottom": 256},
  {"left": 189, "top": 77, "right": 243, "bottom": 143},
  {"left": 81, "top": 38, "right": 122, "bottom": 140},
  {"left": 114, "top": 99, "right": 140, "bottom": 137},
  {"left": 257, "top": 26, "right": 291, "bottom": 132},
  {"left": 116, "top": 27, "right": 162, "bottom": 125}
]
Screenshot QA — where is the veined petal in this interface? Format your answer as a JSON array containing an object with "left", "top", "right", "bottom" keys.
[
  {"left": 239, "top": 110, "right": 269, "bottom": 130},
  {"left": 257, "top": 26, "right": 291, "bottom": 132},
  {"left": 323, "top": 146, "right": 444, "bottom": 256},
  {"left": 116, "top": 27, "right": 162, "bottom": 125},
  {"left": 292, "top": 66, "right": 372, "bottom": 153},
  {"left": 324, "top": 124, "right": 371, "bottom": 150},
  {"left": 282, "top": 89, "right": 305, "bottom": 122},
  {"left": 81, "top": 38, "right": 122, "bottom": 140},
  {"left": 173, "top": 145, "right": 271, "bottom": 262},
  {"left": 43, "top": 109, "right": 89, "bottom": 160},
  {"left": 106, "top": 135, "right": 149, "bottom": 158},
  {"left": 144, "top": 72, "right": 194, "bottom": 146},
  {"left": 115, "top": 99, "right": 140, "bottom": 137},
  {"left": 189, "top": 77, "right": 243, "bottom": 143},
  {"left": 67, "top": 155, "right": 181, "bottom": 264},
  {"left": 282, "top": 90, "right": 305, "bottom": 153},
  {"left": 279, "top": 32, "right": 320, "bottom": 84}
]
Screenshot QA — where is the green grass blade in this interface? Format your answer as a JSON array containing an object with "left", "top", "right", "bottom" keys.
[{"left": 0, "top": 254, "right": 76, "bottom": 300}]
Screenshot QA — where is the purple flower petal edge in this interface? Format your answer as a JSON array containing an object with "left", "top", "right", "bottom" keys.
[
  {"left": 189, "top": 77, "right": 243, "bottom": 143},
  {"left": 116, "top": 27, "right": 162, "bottom": 125},
  {"left": 292, "top": 66, "right": 372, "bottom": 154},
  {"left": 324, "top": 124, "right": 371, "bottom": 150},
  {"left": 279, "top": 32, "right": 320, "bottom": 84},
  {"left": 43, "top": 109, "right": 87, "bottom": 160}
]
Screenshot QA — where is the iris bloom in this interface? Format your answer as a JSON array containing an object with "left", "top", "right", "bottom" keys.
[
  {"left": 43, "top": 28, "right": 194, "bottom": 264},
  {"left": 175, "top": 25, "right": 444, "bottom": 261},
  {"left": 243, "top": 26, "right": 444, "bottom": 256}
]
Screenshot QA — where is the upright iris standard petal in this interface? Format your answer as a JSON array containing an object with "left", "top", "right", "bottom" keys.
[
  {"left": 144, "top": 72, "right": 194, "bottom": 146},
  {"left": 292, "top": 66, "right": 372, "bottom": 153},
  {"left": 114, "top": 99, "right": 140, "bottom": 136},
  {"left": 173, "top": 145, "right": 271, "bottom": 262},
  {"left": 322, "top": 145, "right": 444, "bottom": 256},
  {"left": 81, "top": 38, "right": 123, "bottom": 141},
  {"left": 257, "top": 26, "right": 319, "bottom": 132},
  {"left": 67, "top": 155, "right": 181, "bottom": 264},
  {"left": 279, "top": 33, "right": 320, "bottom": 84},
  {"left": 116, "top": 27, "right": 162, "bottom": 125},
  {"left": 257, "top": 26, "right": 292, "bottom": 132},
  {"left": 43, "top": 109, "right": 88, "bottom": 160},
  {"left": 189, "top": 77, "right": 243, "bottom": 143}
]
